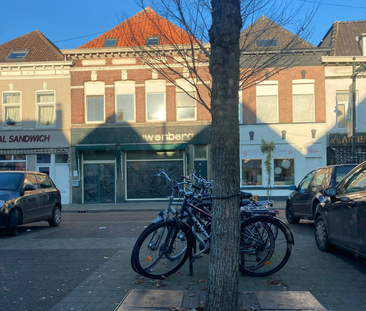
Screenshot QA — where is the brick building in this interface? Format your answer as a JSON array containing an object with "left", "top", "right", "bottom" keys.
[
  {"left": 62, "top": 8, "right": 212, "bottom": 203},
  {"left": 238, "top": 16, "right": 331, "bottom": 199}
]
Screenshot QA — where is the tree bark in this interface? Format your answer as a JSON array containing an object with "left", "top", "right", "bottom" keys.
[{"left": 205, "top": 1, "right": 242, "bottom": 311}]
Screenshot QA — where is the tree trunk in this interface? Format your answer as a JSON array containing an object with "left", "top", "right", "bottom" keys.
[{"left": 205, "top": 1, "right": 242, "bottom": 311}]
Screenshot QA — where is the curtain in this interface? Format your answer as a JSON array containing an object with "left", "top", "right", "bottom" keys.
[
  {"left": 38, "top": 106, "right": 54, "bottom": 125},
  {"left": 5, "top": 107, "right": 21, "bottom": 122}
]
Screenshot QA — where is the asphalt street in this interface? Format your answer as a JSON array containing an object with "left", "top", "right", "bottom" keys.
[{"left": 0, "top": 208, "right": 365, "bottom": 311}]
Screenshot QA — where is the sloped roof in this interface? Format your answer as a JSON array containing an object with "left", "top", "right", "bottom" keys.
[
  {"left": 318, "top": 20, "right": 366, "bottom": 56},
  {"left": 78, "top": 7, "right": 195, "bottom": 49},
  {"left": 240, "top": 16, "right": 314, "bottom": 51},
  {"left": 0, "top": 30, "right": 64, "bottom": 62}
]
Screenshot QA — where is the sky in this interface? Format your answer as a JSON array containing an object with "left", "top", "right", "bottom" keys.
[{"left": 0, "top": 0, "right": 366, "bottom": 50}]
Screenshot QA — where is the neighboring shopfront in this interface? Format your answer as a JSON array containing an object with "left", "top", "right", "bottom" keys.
[
  {"left": 71, "top": 124, "right": 211, "bottom": 203},
  {"left": 328, "top": 133, "right": 366, "bottom": 165},
  {"left": 0, "top": 131, "right": 71, "bottom": 204}
]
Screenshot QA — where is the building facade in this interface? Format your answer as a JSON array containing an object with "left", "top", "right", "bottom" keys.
[
  {"left": 63, "top": 8, "right": 212, "bottom": 203},
  {"left": 0, "top": 31, "right": 73, "bottom": 204}
]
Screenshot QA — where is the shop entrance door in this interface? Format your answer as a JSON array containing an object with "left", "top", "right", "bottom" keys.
[{"left": 83, "top": 163, "right": 115, "bottom": 203}]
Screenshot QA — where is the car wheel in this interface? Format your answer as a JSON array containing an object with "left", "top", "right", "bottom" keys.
[
  {"left": 7, "top": 209, "right": 18, "bottom": 236},
  {"left": 286, "top": 202, "right": 300, "bottom": 224},
  {"left": 48, "top": 206, "right": 61, "bottom": 227},
  {"left": 315, "top": 216, "right": 336, "bottom": 253}
]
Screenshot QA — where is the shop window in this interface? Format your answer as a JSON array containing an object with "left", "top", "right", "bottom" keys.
[
  {"left": 0, "top": 154, "right": 26, "bottom": 171},
  {"left": 85, "top": 82, "right": 105, "bottom": 123},
  {"left": 256, "top": 81, "right": 278, "bottom": 123},
  {"left": 242, "top": 159, "right": 262, "bottom": 186},
  {"left": 36, "top": 91, "right": 55, "bottom": 127},
  {"left": 292, "top": 80, "right": 315, "bottom": 122},
  {"left": 274, "top": 158, "right": 294, "bottom": 185},
  {"left": 115, "top": 81, "right": 135, "bottom": 122},
  {"left": 3, "top": 91, "right": 21, "bottom": 127},
  {"left": 145, "top": 80, "right": 166, "bottom": 121}
]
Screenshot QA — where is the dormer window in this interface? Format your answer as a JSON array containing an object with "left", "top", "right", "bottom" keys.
[
  {"left": 103, "top": 38, "right": 117, "bottom": 47},
  {"left": 146, "top": 36, "right": 160, "bottom": 45},
  {"left": 256, "top": 39, "right": 277, "bottom": 47},
  {"left": 6, "top": 50, "right": 29, "bottom": 61}
]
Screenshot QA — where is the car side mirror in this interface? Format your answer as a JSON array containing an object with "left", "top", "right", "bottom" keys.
[
  {"left": 289, "top": 185, "right": 297, "bottom": 191},
  {"left": 324, "top": 187, "right": 337, "bottom": 197},
  {"left": 24, "top": 184, "right": 36, "bottom": 191}
]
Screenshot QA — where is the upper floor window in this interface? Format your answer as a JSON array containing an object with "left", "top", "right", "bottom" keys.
[
  {"left": 6, "top": 50, "right": 29, "bottom": 61},
  {"left": 292, "top": 79, "right": 315, "bottom": 122},
  {"left": 176, "top": 79, "right": 196, "bottom": 121},
  {"left": 336, "top": 93, "right": 349, "bottom": 129},
  {"left": 115, "top": 81, "right": 135, "bottom": 122},
  {"left": 85, "top": 82, "right": 105, "bottom": 123},
  {"left": 36, "top": 91, "right": 55, "bottom": 127},
  {"left": 145, "top": 80, "right": 166, "bottom": 121},
  {"left": 103, "top": 38, "right": 117, "bottom": 47},
  {"left": 146, "top": 36, "right": 160, "bottom": 45},
  {"left": 256, "top": 81, "right": 278, "bottom": 123},
  {"left": 2, "top": 92, "right": 21, "bottom": 127}
]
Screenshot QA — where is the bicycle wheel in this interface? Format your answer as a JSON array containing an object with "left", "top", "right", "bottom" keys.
[
  {"left": 131, "top": 221, "right": 192, "bottom": 279},
  {"left": 239, "top": 216, "right": 292, "bottom": 277}
]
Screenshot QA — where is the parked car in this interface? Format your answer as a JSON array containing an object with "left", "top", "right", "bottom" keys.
[
  {"left": 314, "top": 161, "right": 366, "bottom": 257},
  {"left": 285, "top": 164, "right": 356, "bottom": 224},
  {"left": 0, "top": 171, "right": 62, "bottom": 235}
]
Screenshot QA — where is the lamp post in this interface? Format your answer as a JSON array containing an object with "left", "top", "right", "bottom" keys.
[{"left": 351, "top": 58, "right": 366, "bottom": 164}]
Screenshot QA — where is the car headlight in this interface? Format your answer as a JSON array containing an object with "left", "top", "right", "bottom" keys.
[{"left": 0, "top": 200, "right": 5, "bottom": 208}]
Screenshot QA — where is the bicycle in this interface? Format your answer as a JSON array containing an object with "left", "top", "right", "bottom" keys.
[{"left": 131, "top": 187, "right": 294, "bottom": 279}]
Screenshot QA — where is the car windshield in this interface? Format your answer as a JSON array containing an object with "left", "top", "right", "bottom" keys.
[
  {"left": 0, "top": 173, "right": 23, "bottom": 191},
  {"left": 335, "top": 165, "right": 356, "bottom": 184}
]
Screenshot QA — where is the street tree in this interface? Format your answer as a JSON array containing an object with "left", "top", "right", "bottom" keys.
[{"left": 121, "top": 1, "right": 316, "bottom": 310}]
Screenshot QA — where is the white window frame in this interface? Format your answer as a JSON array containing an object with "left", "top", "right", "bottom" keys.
[
  {"left": 36, "top": 90, "right": 56, "bottom": 128},
  {"left": 256, "top": 81, "right": 279, "bottom": 123},
  {"left": 85, "top": 81, "right": 105, "bottom": 124},
  {"left": 115, "top": 81, "right": 136, "bottom": 122},
  {"left": 176, "top": 79, "right": 197, "bottom": 121},
  {"left": 145, "top": 80, "right": 166, "bottom": 122},
  {"left": 238, "top": 90, "right": 243, "bottom": 124},
  {"left": 2, "top": 91, "right": 22, "bottom": 128},
  {"left": 292, "top": 79, "right": 315, "bottom": 122}
]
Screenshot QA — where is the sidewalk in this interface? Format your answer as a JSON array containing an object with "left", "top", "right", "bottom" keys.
[{"left": 62, "top": 200, "right": 287, "bottom": 213}]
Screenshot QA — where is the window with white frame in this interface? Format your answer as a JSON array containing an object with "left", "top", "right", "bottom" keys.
[
  {"left": 3, "top": 92, "right": 21, "bottom": 127},
  {"left": 85, "top": 82, "right": 105, "bottom": 123},
  {"left": 36, "top": 91, "right": 55, "bottom": 126},
  {"left": 145, "top": 80, "right": 166, "bottom": 121},
  {"left": 292, "top": 80, "right": 315, "bottom": 122},
  {"left": 238, "top": 90, "right": 242, "bottom": 124},
  {"left": 256, "top": 81, "right": 278, "bottom": 123},
  {"left": 336, "top": 93, "right": 349, "bottom": 129},
  {"left": 115, "top": 81, "right": 135, "bottom": 122},
  {"left": 176, "top": 79, "right": 196, "bottom": 121}
]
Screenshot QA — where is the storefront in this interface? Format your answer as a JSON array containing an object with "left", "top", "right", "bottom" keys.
[
  {"left": 328, "top": 133, "right": 366, "bottom": 165},
  {"left": 71, "top": 124, "right": 211, "bottom": 203},
  {"left": 0, "top": 131, "right": 71, "bottom": 204}
]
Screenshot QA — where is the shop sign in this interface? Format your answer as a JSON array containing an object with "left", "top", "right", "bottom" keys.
[
  {"left": 241, "top": 145, "right": 261, "bottom": 159},
  {"left": 0, "top": 134, "right": 51, "bottom": 143},
  {"left": 329, "top": 133, "right": 366, "bottom": 146},
  {"left": 273, "top": 146, "right": 295, "bottom": 158},
  {"left": 306, "top": 144, "right": 322, "bottom": 157}
]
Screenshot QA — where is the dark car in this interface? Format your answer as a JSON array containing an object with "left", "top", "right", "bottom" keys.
[
  {"left": 0, "top": 171, "right": 62, "bottom": 235},
  {"left": 285, "top": 164, "right": 356, "bottom": 224},
  {"left": 314, "top": 161, "right": 366, "bottom": 257}
]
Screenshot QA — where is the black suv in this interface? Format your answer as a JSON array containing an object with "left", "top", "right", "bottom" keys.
[
  {"left": 0, "top": 171, "right": 62, "bottom": 235},
  {"left": 286, "top": 164, "right": 356, "bottom": 224}
]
